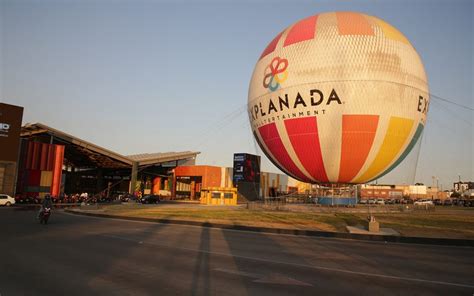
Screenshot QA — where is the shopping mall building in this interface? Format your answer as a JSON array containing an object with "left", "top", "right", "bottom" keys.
[{"left": 1, "top": 102, "right": 312, "bottom": 201}]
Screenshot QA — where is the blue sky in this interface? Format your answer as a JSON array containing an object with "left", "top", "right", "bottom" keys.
[{"left": 1, "top": 0, "right": 472, "bottom": 189}]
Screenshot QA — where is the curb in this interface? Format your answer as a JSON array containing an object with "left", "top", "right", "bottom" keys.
[{"left": 64, "top": 209, "right": 474, "bottom": 247}]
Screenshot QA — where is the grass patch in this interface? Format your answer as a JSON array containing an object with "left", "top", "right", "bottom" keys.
[
  {"left": 95, "top": 204, "right": 474, "bottom": 239},
  {"left": 100, "top": 204, "right": 346, "bottom": 232}
]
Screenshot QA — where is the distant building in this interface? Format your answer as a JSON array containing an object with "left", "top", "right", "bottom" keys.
[
  {"left": 0, "top": 103, "right": 24, "bottom": 196},
  {"left": 359, "top": 184, "right": 403, "bottom": 199},
  {"left": 426, "top": 187, "right": 449, "bottom": 200},
  {"left": 358, "top": 184, "right": 450, "bottom": 200},
  {"left": 408, "top": 185, "right": 427, "bottom": 199}
]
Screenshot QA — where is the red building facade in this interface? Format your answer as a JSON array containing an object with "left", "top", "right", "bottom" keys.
[{"left": 17, "top": 140, "right": 65, "bottom": 197}]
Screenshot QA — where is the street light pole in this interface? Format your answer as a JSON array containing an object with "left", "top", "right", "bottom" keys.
[{"left": 436, "top": 178, "right": 439, "bottom": 199}]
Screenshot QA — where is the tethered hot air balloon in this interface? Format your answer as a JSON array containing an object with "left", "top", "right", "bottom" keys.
[{"left": 248, "top": 11, "right": 429, "bottom": 185}]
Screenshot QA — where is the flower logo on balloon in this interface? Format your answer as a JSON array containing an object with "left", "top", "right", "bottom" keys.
[{"left": 263, "top": 56, "right": 288, "bottom": 92}]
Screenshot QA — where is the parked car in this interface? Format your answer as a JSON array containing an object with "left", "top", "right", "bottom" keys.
[
  {"left": 359, "top": 199, "right": 368, "bottom": 205},
  {"left": 443, "top": 199, "right": 453, "bottom": 206},
  {"left": 0, "top": 194, "right": 15, "bottom": 206},
  {"left": 433, "top": 199, "right": 442, "bottom": 206},
  {"left": 368, "top": 199, "right": 376, "bottom": 205},
  {"left": 376, "top": 199, "right": 385, "bottom": 205},
  {"left": 141, "top": 195, "right": 160, "bottom": 204},
  {"left": 414, "top": 199, "right": 434, "bottom": 206},
  {"left": 385, "top": 199, "right": 395, "bottom": 205}
]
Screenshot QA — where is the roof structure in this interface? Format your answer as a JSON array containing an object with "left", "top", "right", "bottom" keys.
[
  {"left": 21, "top": 123, "right": 199, "bottom": 169},
  {"left": 127, "top": 152, "right": 199, "bottom": 166}
]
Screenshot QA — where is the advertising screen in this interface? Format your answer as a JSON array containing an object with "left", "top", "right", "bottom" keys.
[{"left": 233, "top": 153, "right": 260, "bottom": 184}]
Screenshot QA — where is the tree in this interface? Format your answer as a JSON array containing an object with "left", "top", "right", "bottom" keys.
[{"left": 450, "top": 191, "right": 461, "bottom": 198}]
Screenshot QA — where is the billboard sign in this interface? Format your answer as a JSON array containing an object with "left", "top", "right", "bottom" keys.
[
  {"left": 454, "top": 182, "right": 473, "bottom": 192},
  {"left": 233, "top": 153, "right": 260, "bottom": 184},
  {"left": 0, "top": 103, "right": 24, "bottom": 162}
]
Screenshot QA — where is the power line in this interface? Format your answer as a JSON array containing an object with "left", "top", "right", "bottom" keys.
[
  {"left": 430, "top": 93, "right": 473, "bottom": 111},
  {"left": 429, "top": 99, "right": 472, "bottom": 126}
]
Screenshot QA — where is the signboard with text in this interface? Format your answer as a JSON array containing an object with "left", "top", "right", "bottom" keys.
[
  {"left": 232, "top": 153, "right": 260, "bottom": 184},
  {"left": 0, "top": 103, "right": 24, "bottom": 162}
]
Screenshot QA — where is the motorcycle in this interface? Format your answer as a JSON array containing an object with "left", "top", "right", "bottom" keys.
[{"left": 39, "top": 207, "right": 51, "bottom": 224}]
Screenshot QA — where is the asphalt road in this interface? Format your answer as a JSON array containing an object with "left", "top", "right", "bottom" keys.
[{"left": 1, "top": 207, "right": 473, "bottom": 296}]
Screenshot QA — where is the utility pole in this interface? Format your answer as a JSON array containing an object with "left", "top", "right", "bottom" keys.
[{"left": 436, "top": 178, "right": 439, "bottom": 199}]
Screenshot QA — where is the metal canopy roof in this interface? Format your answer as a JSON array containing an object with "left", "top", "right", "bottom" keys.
[
  {"left": 21, "top": 123, "right": 200, "bottom": 169},
  {"left": 127, "top": 152, "right": 199, "bottom": 166}
]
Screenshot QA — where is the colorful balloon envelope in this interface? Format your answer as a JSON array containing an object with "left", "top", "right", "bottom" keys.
[{"left": 248, "top": 12, "right": 429, "bottom": 184}]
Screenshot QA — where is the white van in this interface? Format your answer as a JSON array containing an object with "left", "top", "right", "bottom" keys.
[{"left": 0, "top": 194, "right": 15, "bottom": 206}]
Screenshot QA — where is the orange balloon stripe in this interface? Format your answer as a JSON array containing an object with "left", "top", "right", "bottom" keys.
[
  {"left": 284, "top": 117, "right": 329, "bottom": 182},
  {"left": 284, "top": 15, "right": 318, "bottom": 47},
  {"left": 338, "top": 115, "right": 379, "bottom": 183},
  {"left": 336, "top": 12, "right": 374, "bottom": 36}
]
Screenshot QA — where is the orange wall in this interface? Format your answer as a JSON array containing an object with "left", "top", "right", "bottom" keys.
[{"left": 175, "top": 165, "right": 222, "bottom": 188}]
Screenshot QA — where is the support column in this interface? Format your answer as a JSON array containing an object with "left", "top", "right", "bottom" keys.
[
  {"left": 129, "top": 162, "right": 138, "bottom": 195},
  {"left": 97, "top": 168, "right": 104, "bottom": 193}
]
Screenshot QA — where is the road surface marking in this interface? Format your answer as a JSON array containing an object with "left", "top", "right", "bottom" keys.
[
  {"left": 214, "top": 268, "right": 261, "bottom": 278},
  {"left": 99, "top": 233, "right": 474, "bottom": 289},
  {"left": 215, "top": 268, "right": 313, "bottom": 286}
]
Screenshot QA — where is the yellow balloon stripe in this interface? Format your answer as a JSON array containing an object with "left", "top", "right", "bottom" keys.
[
  {"left": 353, "top": 117, "right": 414, "bottom": 183},
  {"left": 372, "top": 17, "right": 410, "bottom": 45}
]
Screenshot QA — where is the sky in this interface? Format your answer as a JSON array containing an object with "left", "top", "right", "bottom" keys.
[{"left": 1, "top": 0, "right": 472, "bottom": 190}]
